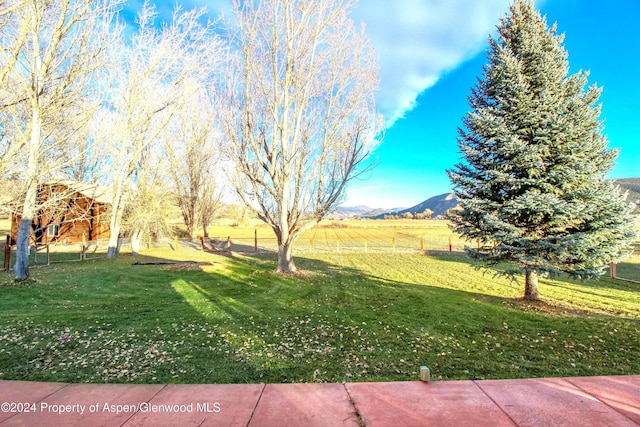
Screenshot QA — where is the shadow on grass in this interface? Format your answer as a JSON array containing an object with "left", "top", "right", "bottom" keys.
[
  {"left": 425, "top": 252, "right": 640, "bottom": 317},
  {"left": 1, "top": 250, "right": 639, "bottom": 384}
]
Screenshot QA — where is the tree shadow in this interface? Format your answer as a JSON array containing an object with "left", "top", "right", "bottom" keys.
[
  {"left": 422, "top": 252, "right": 640, "bottom": 319},
  {"left": 3, "top": 250, "right": 639, "bottom": 384}
]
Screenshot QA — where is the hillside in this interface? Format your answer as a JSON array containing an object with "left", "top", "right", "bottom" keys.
[
  {"left": 336, "top": 177, "right": 639, "bottom": 221},
  {"left": 368, "top": 192, "right": 458, "bottom": 219},
  {"left": 397, "top": 192, "right": 458, "bottom": 218},
  {"left": 328, "top": 206, "right": 405, "bottom": 219},
  {"left": 614, "top": 178, "right": 640, "bottom": 213},
  {"left": 328, "top": 205, "right": 379, "bottom": 219}
]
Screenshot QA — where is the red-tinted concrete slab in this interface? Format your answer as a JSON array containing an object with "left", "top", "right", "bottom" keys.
[
  {"left": 248, "top": 383, "right": 358, "bottom": 427},
  {"left": 124, "top": 384, "right": 264, "bottom": 427},
  {"left": 347, "top": 380, "right": 516, "bottom": 427},
  {"left": 0, "top": 380, "right": 68, "bottom": 423},
  {"left": 1, "top": 383, "right": 164, "bottom": 427},
  {"left": 477, "top": 377, "right": 638, "bottom": 427},
  {"left": 566, "top": 375, "right": 640, "bottom": 424}
]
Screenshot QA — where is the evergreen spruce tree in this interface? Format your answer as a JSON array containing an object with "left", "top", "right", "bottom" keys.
[{"left": 447, "top": 0, "right": 636, "bottom": 300}]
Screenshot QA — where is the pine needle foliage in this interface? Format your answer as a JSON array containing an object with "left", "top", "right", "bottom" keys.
[{"left": 448, "top": 0, "right": 636, "bottom": 300}]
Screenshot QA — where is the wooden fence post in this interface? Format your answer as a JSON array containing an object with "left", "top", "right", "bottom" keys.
[
  {"left": 610, "top": 262, "right": 616, "bottom": 279},
  {"left": 449, "top": 235, "right": 453, "bottom": 252},
  {"left": 4, "top": 235, "right": 11, "bottom": 271},
  {"left": 81, "top": 232, "right": 87, "bottom": 261},
  {"left": 46, "top": 244, "right": 50, "bottom": 266},
  {"left": 254, "top": 229, "right": 258, "bottom": 253}
]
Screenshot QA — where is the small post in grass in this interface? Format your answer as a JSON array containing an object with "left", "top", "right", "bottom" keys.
[
  {"left": 610, "top": 262, "right": 616, "bottom": 279},
  {"left": 254, "top": 229, "right": 258, "bottom": 253},
  {"left": 449, "top": 234, "right": 453, "bottom": 252},
  {"left": 4, "top": 235, "right": 11, "bottom": 271},
  {"left": 81, "top": 232, "right": 87, "bottom": 261},
  {"left": 46, "top": 244, "right": 50, "bottom": 266},
  {"left": 420, "top": 366, "right": 430, "bottom": 382}
]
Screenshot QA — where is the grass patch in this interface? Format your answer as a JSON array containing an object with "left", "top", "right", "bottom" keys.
[{"left": 1, "top": 249, "right": 639, "bottom": 384}]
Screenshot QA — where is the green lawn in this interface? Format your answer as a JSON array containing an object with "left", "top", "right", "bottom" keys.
[{"left": 1, "top": 248, "right": 639, "bottom": 384}]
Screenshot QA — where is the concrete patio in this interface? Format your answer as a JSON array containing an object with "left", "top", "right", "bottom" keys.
[{"left": 0, "top": 375, "right": 639, "bottom": 426}]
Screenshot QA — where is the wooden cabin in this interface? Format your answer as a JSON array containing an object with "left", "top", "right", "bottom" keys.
[{"left": 10, "top": 181, "right": 110, "bottom": 246}]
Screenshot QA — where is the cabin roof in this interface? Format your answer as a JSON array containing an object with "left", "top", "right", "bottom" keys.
[{"left": 44, "top": 180, "right": 111, "bottom": 205}]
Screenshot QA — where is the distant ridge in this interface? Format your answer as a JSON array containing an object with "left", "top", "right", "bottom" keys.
[
  {"left": 613, "top": 178, "right": 640, "bottom": 214},
  {"left": 328, "top": 205, "right": 377, "bottom": 219},
  {"left": 368, "top": 192, "right": 458, "bottom": 219},
  {"left": 329, "top": 205, "right": 404, "bottom": 219},
  {"left": 401, "top": 192, "right": 458, "bottom": 217},
  {"left": 334, "top": 177, "right": 639, "bottom": 220}
]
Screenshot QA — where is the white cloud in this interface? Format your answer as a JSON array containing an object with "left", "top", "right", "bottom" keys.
[
  {"left": 352, "top": 0, "right": 512, "bottom": 127},
  {"left": 129, "top": 0, "right": 514, "bottom": 128}
]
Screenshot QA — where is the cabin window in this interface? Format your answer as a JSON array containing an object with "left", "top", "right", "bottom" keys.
[{"left": 47, "top": 224, "right": 60, "bottom": 237}]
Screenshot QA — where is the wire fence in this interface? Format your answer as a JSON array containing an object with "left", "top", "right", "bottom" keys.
[
  {"left": 3, "top": 233, "right": 468, "bottom": 270},
  {"left": 3, "top": 232, "right": 639, "bottom": 283},
  {"left": 220, "top": 235, "right": 464, "bottom": 254}
]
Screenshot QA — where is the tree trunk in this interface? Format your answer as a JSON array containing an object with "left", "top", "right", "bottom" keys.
[
  {"left": 131, "top": 230, "right": 143, "bottom": 256},
  {"left": 524, "top": 267, "right": 539, "bottom": 301},
  {"left": 106, "top": 192, "right": 124, "bottom": 259},
  {"left": 14, "top": 219, "right": 32, "bottom": 281},
  {"left": 185, "top": 219, "right": 195, "bottom": 241},
  {"left": 15, "top": 103, "right": 41, "bottom": 281},
  {"left": 277, "top": 241, "right": 296, "bottom": 273},
  {"left": 106, "top": 219, "right": 120, "bottom": 259}
]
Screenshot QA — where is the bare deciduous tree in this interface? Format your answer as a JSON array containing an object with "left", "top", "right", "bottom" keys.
[
  {"left": 164, "top": 87, "right": 224, "bottom": 240},
  {"left": 222, "top": 0, "right": 383, "bottom": 272},
  {"left": 58, "top": 112, "right": 111, "bottom": 183},
  {"left": 123, "top": 146, "right": 174, "bottom": 256},
  {"left": 0, "top": 0, "right": 120, "bottom": 280},
  {"left": 101, "top": 4, "right": 223, "bottom": 258}
]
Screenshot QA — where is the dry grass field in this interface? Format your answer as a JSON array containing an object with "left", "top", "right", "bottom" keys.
[{"left": 205, "top": 219, "right": 471, "bottom": 253}]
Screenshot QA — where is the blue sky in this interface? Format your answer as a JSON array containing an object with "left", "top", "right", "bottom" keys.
[{"left": 127, "top": 1, "right": 640, "bottom": 209}]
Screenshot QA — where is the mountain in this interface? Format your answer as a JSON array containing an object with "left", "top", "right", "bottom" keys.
[
  {"left": 368, "top": 192, "right": 458, "bottom": 219},
  {"left": 328, "top": 205, "right": 405, "bottom": 219},
  {"left": 613, "top": 178, "right": 640, "bottom": 214},
  {"left": 337, "top": 177, "right": 639, "bottom": 221},
  {"left": 363, "top": 207, "right": 406, "bottom": 217},
  {"left": 397, "top": 192, "right": 458, "bottom": 218},
  {"left": 328, "top": 205, "right": 375, "bottom": 219}
]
